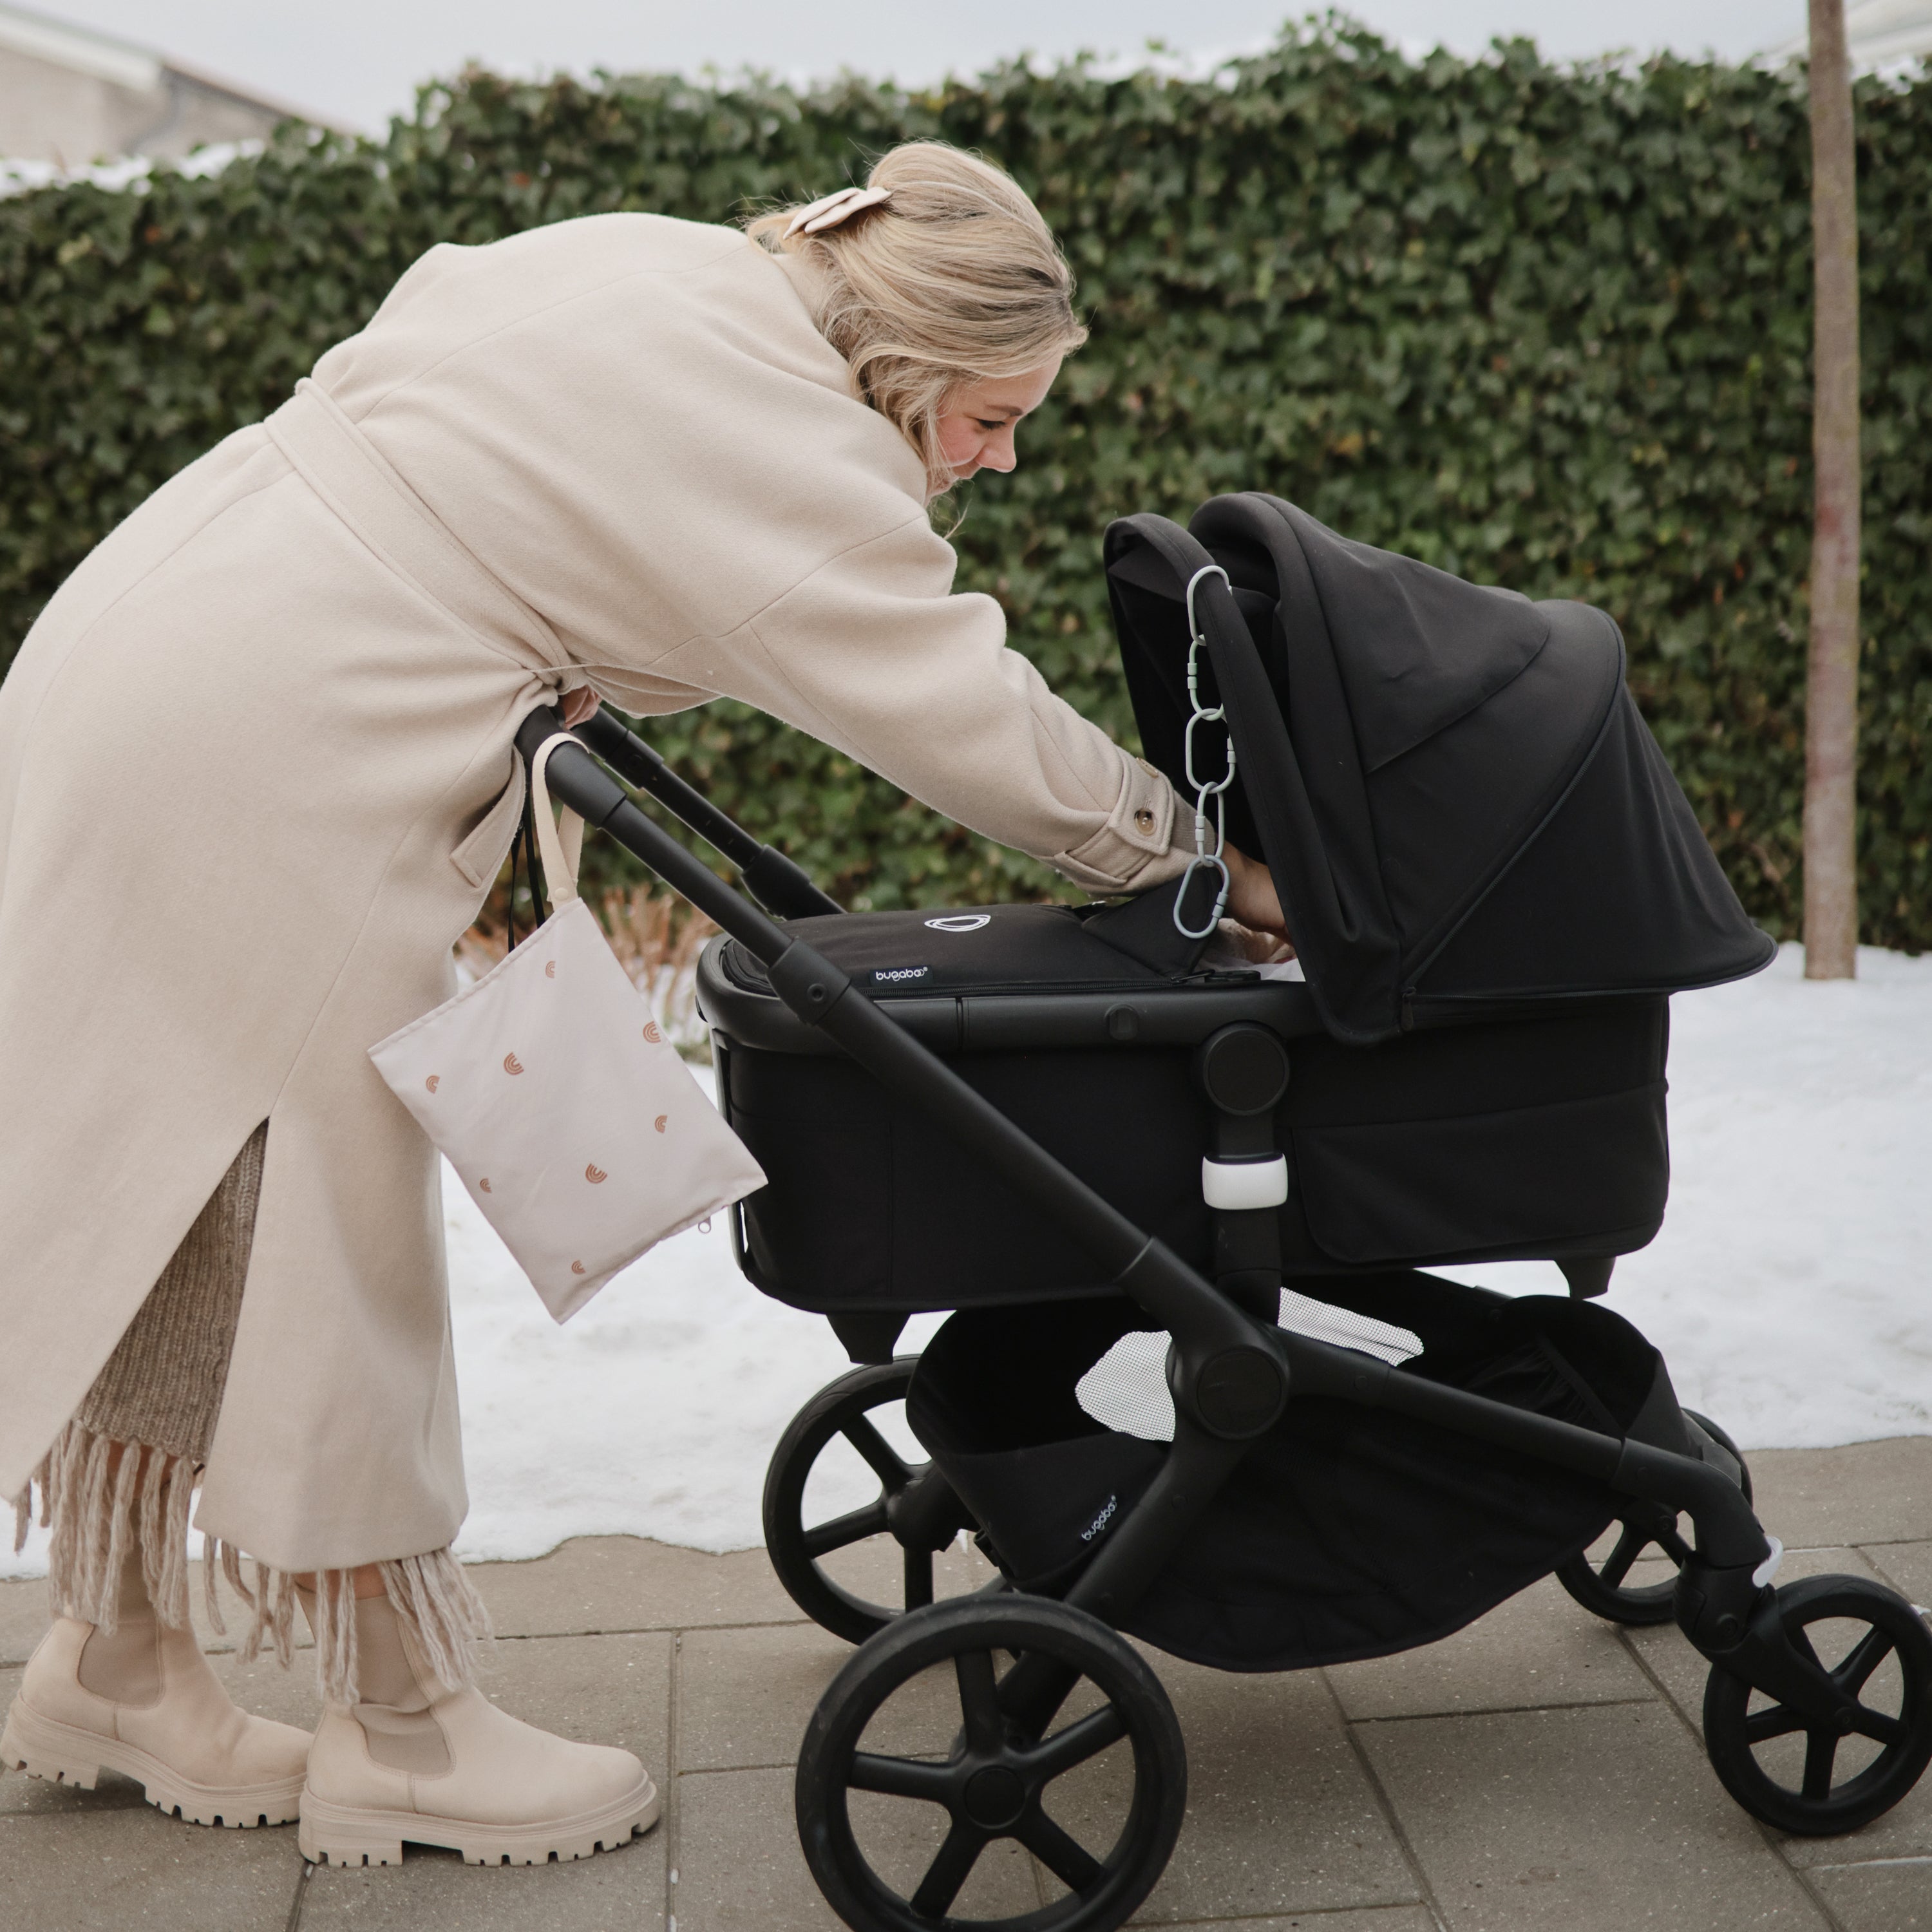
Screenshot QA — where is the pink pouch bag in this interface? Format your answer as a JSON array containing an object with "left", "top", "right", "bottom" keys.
[{"left": 369, "top": 734, "right": 766, "bottom": 1321}]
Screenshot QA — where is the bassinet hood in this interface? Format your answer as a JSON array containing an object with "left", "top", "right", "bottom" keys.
[{"left": 1104, "top": 494, "right": 1775, "bottom": 1045}]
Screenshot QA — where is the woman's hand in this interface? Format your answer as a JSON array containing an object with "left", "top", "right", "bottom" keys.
[
  {"left": 1223, "top": 844, "right": 1291, "bottom": 951},
  {"left": 560, "top": 685, "right": 600, "bottom": 728}
]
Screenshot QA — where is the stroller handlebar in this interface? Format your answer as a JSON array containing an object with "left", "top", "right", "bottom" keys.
[
  {"left": 514, "top": 702, "right": 1288, "bottom": 1439},
  {"left": 571, "top": 706, "right": 844, "bottom": 920}
]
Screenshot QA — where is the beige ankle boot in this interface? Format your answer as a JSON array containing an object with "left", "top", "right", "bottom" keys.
[
  {"left": 298, "top": 1587, "right": 658, "bottom": 1866},
  {"left": 0, "top": 1546, "right": 310, "bottom": 1826}
]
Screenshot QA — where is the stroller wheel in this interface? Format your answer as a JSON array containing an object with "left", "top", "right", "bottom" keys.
[
  {"left": 1555, "top": 1410, "right": 1752, "bottom": 1626},
  {"left": 764, "top": 1359, "right": 985, "bottom": 1645},
  {"left": 1703, "top": 1575, "right": 1932, "bottom": 1835},
  {"left": 797, "top": 1596, "right": 1186, "bottom": 1932}
]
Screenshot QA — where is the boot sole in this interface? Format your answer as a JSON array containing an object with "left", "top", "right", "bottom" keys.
[
  {"left": 0, "top": 1698, "right": 305, "bottom": 1828},
  {"left": 299, "top": 1772, "right": 659, "bottom": 1866}
]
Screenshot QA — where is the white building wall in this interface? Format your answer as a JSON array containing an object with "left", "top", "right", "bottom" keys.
[{"left": 0, "top": 4, "right": 308, "bottom": 167}]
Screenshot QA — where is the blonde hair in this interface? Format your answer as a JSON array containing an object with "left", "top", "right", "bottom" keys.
[{"left": 747, "top": 143, "right": 1088, "bottom": 497}]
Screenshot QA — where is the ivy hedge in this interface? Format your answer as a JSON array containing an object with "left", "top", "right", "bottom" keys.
[{"left": 2, "top": 28, "right": 1927, "bottom": 942}]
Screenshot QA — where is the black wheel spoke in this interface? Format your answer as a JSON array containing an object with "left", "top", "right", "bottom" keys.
[
  {"left": 955, "top": 1648, "right": 1005, "bottom": 1754},
  {"left": 1744, "top": 1703, "right": 1806, "bottom": 1745},
  {"left": 1801, "top": 1728, "right": 1839, "bottom": 1799},
  {"left": 796, "top": 1598, "right": 1186, "bottom": 1931},
  {"left": 1835, "top": 1626, "right": 1897, "bottom": 1698},
  {"left": 1698, "top": 1578, "right": 1932, "bottom": 1837},
  {"left": 847, "top": 1751, "right": 953, "bottom": 1803},
  {"left": 1852, "top": 1707, "right": 1907, "bottom": 1746},
  {"left": 911, "top": 1822, "right": 985, "bottom": 1917},
  {"left": 1020, "top": 1703, "right": 1129, "bottom": 1783},
  {"left": 1598, "top": 1525, "right": 1648, "bottom": 1588},
  {"left": 842, "top": 1416, "right": 912, "bottom": 1492},
  {"left": 1653, "top": 1522, "right": 1694, "bottom": 1567},
  {"left": 800, "top": 1499, "right": 891, "bottom": 1560},
  {"left": 1017, "top": 1808, "right": 1104, "bottom": 1893},
  {"left": 904, "top": 1545, "right": 934, "bottom": 1611}
]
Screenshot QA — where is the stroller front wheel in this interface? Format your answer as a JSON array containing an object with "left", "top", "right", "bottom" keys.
[
  {"left": 1555, "top": 1410, "right": 1752, "bottom": 1626},
  {"left": 1703, "top": 1574, "right": 1932, "bottom": 1835},
  {"left": 796, "top": 1595, "right": 1186, "bottom": 1932},
  {"left": 764, "top": 1358, "right": 986, "bottom": 1644}
]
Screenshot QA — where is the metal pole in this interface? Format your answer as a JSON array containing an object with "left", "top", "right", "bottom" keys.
[{"left": 1803, "top": 0, "right": 1861, "bottom": 980}]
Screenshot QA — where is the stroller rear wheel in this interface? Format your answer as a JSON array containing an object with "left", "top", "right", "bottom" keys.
[
  {"left": 797, "top": 1595, "right": 1186, "bottom": 1932},
  {"left": 1703, "top": 1574, "right": 1932, "bottom": 1835},
  {"left": 764, "top": 1359, "right": 985, "bottom": 1645},
  {"left": 1555, "top": 1410, "right": 1751, "bottom": 1626}
]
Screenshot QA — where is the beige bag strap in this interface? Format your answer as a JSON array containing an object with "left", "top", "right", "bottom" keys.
[{"left": 529, "top": 734, "right": 587, "bottom": 911}]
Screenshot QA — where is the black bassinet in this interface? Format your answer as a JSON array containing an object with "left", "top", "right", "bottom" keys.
[{"left": 697, "top": 495, "right": 1772, "bottom": 1342}]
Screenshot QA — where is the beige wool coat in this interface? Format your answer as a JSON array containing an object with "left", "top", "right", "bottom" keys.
[{"left": 0, "top": 213, "right": 1189, "bottom": 1571}]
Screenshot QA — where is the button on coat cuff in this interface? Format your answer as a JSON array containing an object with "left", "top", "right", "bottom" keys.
[{"left": 1050, "top": 756, "right": 1191, "bottom": 893}]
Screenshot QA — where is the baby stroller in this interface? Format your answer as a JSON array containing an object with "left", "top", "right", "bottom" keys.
[{"left": 525, "top": 495, "right": 1932, "bottom": 1932}]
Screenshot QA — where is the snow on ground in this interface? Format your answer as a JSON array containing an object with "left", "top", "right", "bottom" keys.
[
  {"left": 1443, "top": 943, "right": 1932, "bottom": 1452},
  {"left": 438, "top": 1173, "right": 947, "bottom": 1562},
  {"left": 6, "top": 943, "right": 1927, "bottom": 1580},
  {"left": 447, "top": 941, "right": 1932, "bottom": 1558}
]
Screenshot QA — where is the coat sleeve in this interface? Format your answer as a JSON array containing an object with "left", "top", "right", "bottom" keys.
[{"left": 632, "top": 513, "right": 1193, "bottom": 895}]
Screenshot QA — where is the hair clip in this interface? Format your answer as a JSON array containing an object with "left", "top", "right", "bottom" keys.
[{"left": 784, "top": 185, "right": 892, "bottom": 238}]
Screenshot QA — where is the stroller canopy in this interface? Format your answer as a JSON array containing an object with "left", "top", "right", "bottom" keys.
[{"left": 1106, "top": 495, "right": 1775, "bottom": 1045}]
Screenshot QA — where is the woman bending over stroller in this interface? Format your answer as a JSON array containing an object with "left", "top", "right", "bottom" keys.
[{"left": 0, "top": 144, "right": 1282, "bottom": 1864}]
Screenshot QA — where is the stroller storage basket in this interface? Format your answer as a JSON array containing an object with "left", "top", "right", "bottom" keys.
[
  {"left": 906, "top": 1277, "right": 1672, "bottom": 1671},
  {"left": 698, "top": 905, "right": 1671, "bottom": 1316}
]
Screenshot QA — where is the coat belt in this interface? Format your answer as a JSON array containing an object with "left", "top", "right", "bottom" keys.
[{"left": 265, "top": 379, "right": 572, "bottom": 682}]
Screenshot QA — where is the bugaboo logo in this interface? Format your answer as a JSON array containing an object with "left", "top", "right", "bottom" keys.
[
  {"left": 870, "top": 966, "right": 931, "bottom": 983},
  {"left": 924, "top": 914, "right": 991, "bottom": 933},
  {"left": 1081, "top": 1495, "right": 1119, "bottom": 1543}
]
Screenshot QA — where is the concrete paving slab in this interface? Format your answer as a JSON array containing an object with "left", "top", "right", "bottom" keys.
[
  {"left": 1047, "top": 1656, "right": 1417, "bottom": 1924},
  {"left": 674, "top": 1624, "right": 1037, "bottom": 1776},
  {"left": 479, "top": 1630, "right": 672, "bottom": 1770},
  {"left": 1129, "top": 1915, "right": 1438, "bottom": 1932},
  {"left": 299, "top": 1834, "right": 665, "bottom": 1929},
  {"left": 0, "top": 1760, "right": 152, "bottom": 1822},
  {"left": 1326, "top": 1575, "right": 1655, "bottom": 1720},
  {"left": 207, "top": 1643, "right": 325, "bottom": 1734},
  {"left": 1750, "top": 1439, "right": 1932, "bottom": 1550},
  {"left": 468, "top": 1537, "right": 803, "bottom": 1638},
  {"left": 1861, "top": 1539, "right": 1932, "bottom": 1605},
  {"left": 676, "top": 1621, "right": 852, "bottom": 1771},
  {"left": 1358, "top": 1702, "right": 1826, "bottom": 1930},
  {"left": 8, "top": 1454, "right": 1932, "bottom": 1932},
  {"left": 1805, "top": 1857, "right": 1932, "bottom": 1929},
  {"left": 676, "top": 1764, "right": 1038, "bottom": 1931},
  {"left": 0, "top": 1801, "right": 301, "bottom": 1930}
]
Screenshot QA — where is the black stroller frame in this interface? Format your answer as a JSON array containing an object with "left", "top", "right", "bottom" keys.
[{"left": 517, "top": 508, "right": 1932, "bottom": 1930}]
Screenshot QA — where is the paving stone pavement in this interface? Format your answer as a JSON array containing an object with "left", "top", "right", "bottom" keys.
[{"left": 2, "top": 1436, "right": 1929, "bottom": 1931}]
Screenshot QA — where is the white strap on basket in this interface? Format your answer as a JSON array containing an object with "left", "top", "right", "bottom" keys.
[{"left": 529, "top": 733, "right": 588, "bottom": 911}]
